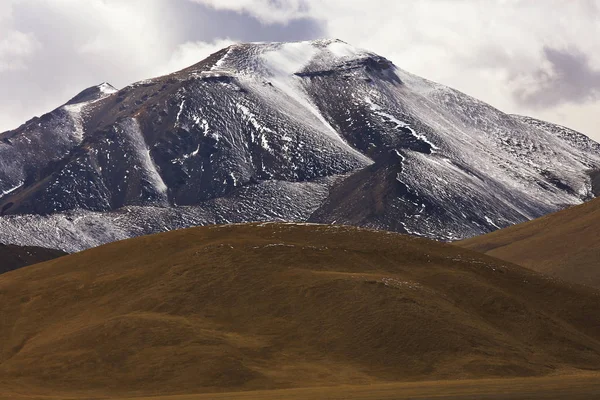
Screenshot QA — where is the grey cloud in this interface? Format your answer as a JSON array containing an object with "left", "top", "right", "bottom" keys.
[
  {"left": 513, "top": 47, "right": 600, "bottom": 108},
  {"left": 2, "top": 0, "right": 598, "bottom": 139},
  {"left": 173, "top": 1, "right": 324, "bottom": 43}
]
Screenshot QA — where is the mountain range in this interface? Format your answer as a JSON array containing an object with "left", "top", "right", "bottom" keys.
[{"left": 1, "top": 39, "right": 599, "bottom": 252}]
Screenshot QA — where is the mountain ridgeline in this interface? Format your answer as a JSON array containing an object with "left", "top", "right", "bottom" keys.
[{"left": 1, "top": 39, "right": 599, "bottom": 251}]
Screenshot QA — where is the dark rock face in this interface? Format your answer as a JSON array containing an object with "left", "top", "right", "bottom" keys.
[
  {"left": 0, "top": 244, "right": 66, "bottom": 275},
  {"left": 0, "top": 39, "right": 599, "bottom": 250}
]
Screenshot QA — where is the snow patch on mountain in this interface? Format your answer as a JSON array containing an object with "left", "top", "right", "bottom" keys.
[
  {"left": 1, "top": 182, "right": 23, "bottom": 196},
  {"left": 62, "top": 102, "right": 87, "bottom": 142},
  {"left": 326, "top": 40, "right": 364, "bottom": 58},
  {"left": 119, "top": 118, "right": 169, "bottom": 200},
  {"left": 365, "top": 96, "right": 439, "bottom": 152},
  {"left": 98, "top": 82, "right": 118, "bottom": 95},
  {"left": 260, "top": 41, "right": 319, "bottom": 76}
]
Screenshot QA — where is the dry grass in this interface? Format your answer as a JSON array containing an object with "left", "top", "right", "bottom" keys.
[
  {"left": 457, "top": 197, "right": 600, "bottom": 288},
  {"left": 1, "top": 223, "right": 600, "bottom": 399},
  {"left": 4, "top": 374, "right": 600, "bottom": 400},
  {"left": 113, "top": 373, "right": 600, "bottom": 400}
]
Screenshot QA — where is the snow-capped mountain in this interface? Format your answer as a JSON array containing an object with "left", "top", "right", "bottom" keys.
[{"left": 1, "top": 39, "right": 599, "bottom": 251}]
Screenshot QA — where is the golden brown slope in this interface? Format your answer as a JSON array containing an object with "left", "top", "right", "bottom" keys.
[
  {"left": 112, "top": 374, "right": 600, "bottom": 400},
  {"left": 458, "top": 197, "right": 600, "bottom": 288},
  {"left": 1, "top": 223, "right": 600, "bottom": 399}
]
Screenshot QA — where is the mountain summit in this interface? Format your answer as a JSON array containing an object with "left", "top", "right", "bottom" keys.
[
  {"left": 1, "top": 39, "right": 599, "bottom": 251},
  {"left": 65, "top": 82, "right": 118, "bottom": 106}
]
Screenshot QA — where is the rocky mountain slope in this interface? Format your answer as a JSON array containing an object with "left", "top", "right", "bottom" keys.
[
  {"left": 1, "top": 223, "right": 600, "bottom": 398},
  {"left": 458, "top": 196, "right": 600, "bottom": 288},
  {"left": 0, "top": 244, "right": 66, "bottom": 275},
  {"left": 1, "top": 39, "right": 599, "bottom": 251}
]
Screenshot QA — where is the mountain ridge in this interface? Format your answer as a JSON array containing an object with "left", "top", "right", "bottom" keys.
[{"left": 1, "top": 39, "right": 599, "bottom": 251}]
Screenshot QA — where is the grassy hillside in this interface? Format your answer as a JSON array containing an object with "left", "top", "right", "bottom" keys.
[
  {"left": 458, "top": 197, "right": 600, "bottom": 288},
  {"left": 0, "top": 243, "right": 66, "bottom": 275},
  {"left": 112, "top": 374, "right": 600, "bottom": 400},
  {"left": 1, "top": 223, "right": 600, "bottom": 399}
]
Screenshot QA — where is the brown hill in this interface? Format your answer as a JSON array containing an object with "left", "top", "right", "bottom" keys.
[
  {"left": 457, "top": 197, "right": 600, "bottom": 288},
  {"left": 0, "top": 243, "right": 66, "bottom": 275},
  {"left": 1, "top": 223, "right": 600, "bottom": 399}
]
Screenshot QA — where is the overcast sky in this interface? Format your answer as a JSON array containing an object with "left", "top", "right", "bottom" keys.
[{"left": 1, "top": 0, "right": 599, "bottom": 140}]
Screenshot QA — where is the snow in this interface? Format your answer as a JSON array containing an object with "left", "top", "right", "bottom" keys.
[
  {"left": 212, "top": 46, "right": 234, "bottom": 70},
  {"left": 250, "top": 42, "right": 372, "bottom": 165},
  {"left": 171, "top": 144, "right": 200, "bottom": 164},
  {"left": 326, "top": 40, "right": 364, "bottom": 58},
  {"left": 236, "top": 103, "right": 275, "bottom": 151},
  {"left": 62, "top": 102, "right": 86, "bottom": 142},
  {"left": 484, "top": 216, "right": 501, "bottom": 229},
  {"left": 1, "top": 182, "right": 23, "bottom": 196},
  {"left": 61, "top": 82, "right": 119, "bottom": 142},
  {"left": 365, "top": 96, "right": 439, "bottom": 152},
  {"left": 130, "top": 79, "right": 153, "bottom": 87},
  {"left": 229, "top": 172, "right": 239, "bottom": 186},
  {"left": 260, "top": 42, "right": 319, "bottom": 76},
  {"left": 120, "top": 118, "right": 168, "bottom": 199},
  {"left": 98, "top": 82, "right": 118, "bottom": 95},
  {"left": 260, "top": 45, "right": 335, "bottom": 134},
  {"left": 175, "top": 99, "right": 186, "bottom": 126}
]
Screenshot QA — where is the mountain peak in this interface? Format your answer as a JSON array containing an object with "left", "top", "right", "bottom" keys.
[
  {"left": 178, "top": 38, "right": 394, "bottom": 85},
  {"left": 65, "top": 82, "right": 118, "bottom": 105},
  {"left": 1, "top": 37, "right": 599, "bottom": 252},
  {"left": 225, "top": 39, "right": 372, "bottom": 73},
  {"left": 97, "top": 82, "right": 118, "bottom": 94}
]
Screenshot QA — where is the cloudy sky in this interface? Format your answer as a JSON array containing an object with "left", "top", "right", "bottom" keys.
[{"left": 1, "top": 0, "right": 599, "bottom": 139}]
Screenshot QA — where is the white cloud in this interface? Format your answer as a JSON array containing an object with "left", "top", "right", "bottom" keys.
[
  {"left": 187, "top": 0, "right": 600, "bottom": 138},
  {"left": 0, "top": 30, "right": 40, "bottom": 72},
  {"left": 0, "top": 0, "right": 181, "bottom": 131},
  {"left": 0, "top": 0, "right": 599, "bottom": 140}
]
